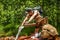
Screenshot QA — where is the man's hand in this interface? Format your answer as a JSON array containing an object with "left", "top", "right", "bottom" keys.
[
  {"left": 24, "top": 22, "right": 36, "bottom": 26},
  {"left": 21, "top": 21, "right": 29, "bottom": 26},
  {"left": 25, "top": 21, "right": 29, "bottom": 24}
]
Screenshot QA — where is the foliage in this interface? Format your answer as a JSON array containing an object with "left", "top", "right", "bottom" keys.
[{"left": 0, "top": 0, "right": 59, "bottom": 36}]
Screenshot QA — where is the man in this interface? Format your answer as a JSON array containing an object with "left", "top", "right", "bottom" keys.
[
  {"left": 21, "top": 7, "right": 43, "bottom": 34},
  {"left": 21, "top": 6, "right": 43, "bottom": 39}
]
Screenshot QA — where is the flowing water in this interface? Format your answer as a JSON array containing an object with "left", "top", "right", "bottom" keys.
[{"left": 15, "top": 26, "right": 24, "bottom": 40}]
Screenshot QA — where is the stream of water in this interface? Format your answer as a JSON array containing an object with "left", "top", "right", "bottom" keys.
[{"left": 15, "top": 26, "right": 24, "bottom": 40}]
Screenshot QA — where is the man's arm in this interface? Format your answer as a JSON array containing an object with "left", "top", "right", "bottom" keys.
[
  {"left": 21, "top": 14, "right": 29, "bottom": 26},
  {"left": 24, "top": 23, "right": 36, "bottom": 26},
  {"left": 27, "top": 10, "right": 38, "bottom": 23}
]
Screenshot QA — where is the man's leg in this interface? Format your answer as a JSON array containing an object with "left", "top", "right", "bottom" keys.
[
  {"left": 30, "top": 27, "right": 40, "bottom": 38},
  {"left": 33, "top": 28, "right": 39, "bottom": 37},
  {"left": 35, "top": 28, "right": 40, "bottom": 33}
]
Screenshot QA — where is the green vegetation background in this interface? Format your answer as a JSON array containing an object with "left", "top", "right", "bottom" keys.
[{"left": 0, "top": 0, "right": 60, "bottom": 37}]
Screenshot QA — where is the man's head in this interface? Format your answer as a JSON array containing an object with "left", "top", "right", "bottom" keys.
[{"left": 25, "top": 8, "right": 33, "bottom": 16}]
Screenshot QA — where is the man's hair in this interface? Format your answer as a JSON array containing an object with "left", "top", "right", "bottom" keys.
[
  {"left": 25, "top": 6, "right": 43, "bottom": 14},
  {"left": 25, "top": 8, "right": 32, "bottom": 12}
]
